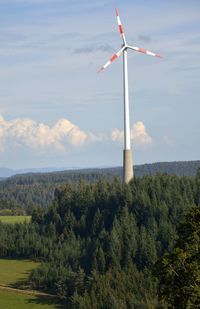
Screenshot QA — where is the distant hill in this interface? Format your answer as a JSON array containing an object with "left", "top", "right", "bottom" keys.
[
  {"left": 0, "top": 168, "right": 14, "bottom": 178},
  {"left": 134, "top": 160, "right": 200, "bottom": 177},
  {"left": 0, "top": 160, "right": 199, "bottom": 179},
  {"left": 0, "top": 160, "right": 199, "bottom": 212},
  {"left": 0, "top": 167, "right": 74, "bottom": 178}
]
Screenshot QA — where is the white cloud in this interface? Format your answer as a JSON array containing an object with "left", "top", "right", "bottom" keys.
[
  {"left": 111, "top": 121, "right": 153, "bottom": 146},
  {"left": 0, "top": 115, "right": 92, "bottom": 153},
  {"left": 0, "top": 116, "right": 152, "bottom": 154}
]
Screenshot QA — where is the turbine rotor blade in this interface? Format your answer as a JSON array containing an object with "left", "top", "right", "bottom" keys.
[
  {"left": 128, "top": 45, "right": 162, "bottom": 58},
  {"left": 99, "top": 47, "right": 125, "bottom": 72},
  {"left": 115, "top": 8, "right": 126, "bottom": 44}
]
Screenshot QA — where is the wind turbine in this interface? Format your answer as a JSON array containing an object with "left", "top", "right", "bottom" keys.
[{"left": 99, "top": 8, "right": 161, "bottom": 184}]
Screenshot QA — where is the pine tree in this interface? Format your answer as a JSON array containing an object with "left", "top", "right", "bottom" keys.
[{"left": 155, "top": 206, "right": 200, "bottom": 308}]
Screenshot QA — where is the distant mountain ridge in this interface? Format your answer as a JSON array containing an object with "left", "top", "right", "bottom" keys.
[
  {"left": 0, "top": 166, "right": 79, "bottom": 178},
  {"left": 0, "top": 160, "right": 199, "bottom": 178},
  {"left": 0, "top": 167, "right": 14, "bottom": 178}
]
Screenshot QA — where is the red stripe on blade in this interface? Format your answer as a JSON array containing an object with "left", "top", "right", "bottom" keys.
[
  {"left": 115, "top": 8, "right": 119, "bottom": 16},
  {"left": 138, "top": 48, "right": 147, "bottom": 54},
  {"left": 110, "top": 54, "right": 118, "bottom": 62},
  {"left": 119, "top": 25, "right": 123, "bottom": 34}
]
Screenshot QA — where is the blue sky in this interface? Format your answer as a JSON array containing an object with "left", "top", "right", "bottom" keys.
[{"left": 0, "top": 0, "right": 199, "bottom": 169}]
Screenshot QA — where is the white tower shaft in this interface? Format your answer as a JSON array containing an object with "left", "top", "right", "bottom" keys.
[
  {"left": 123, "top": 49, "right": 131, "bottom": 150},
  {"left": 123, "top": 48, "right": 133, "bottom": 183}
]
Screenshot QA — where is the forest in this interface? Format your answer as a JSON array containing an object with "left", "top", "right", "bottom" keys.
[
  {"left": 0, "top": 160, "right": 199, "bottom": 213},
  {"left": 0, "top": 170, "right": 199, "bottom": 308}
]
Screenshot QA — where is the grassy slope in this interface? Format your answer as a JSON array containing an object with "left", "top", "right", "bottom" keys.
[
  {"left": 0, "top": 290, "right": 62, "bottom": 309},
  {"left": 0, "top": 259, "right": 39, "bottom": 286},
  {"left": 0, "top": 259, "right": 64, "bottom": 308},
  {"left": 0, "top": 216, "right": 31, "bottom": 224}
]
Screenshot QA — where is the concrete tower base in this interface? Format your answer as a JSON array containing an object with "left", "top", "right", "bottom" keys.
[{"left": 123, "top": 149, "right": 133, "bottom": 184}]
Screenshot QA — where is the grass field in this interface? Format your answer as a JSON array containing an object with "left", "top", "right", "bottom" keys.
[
  {"left": 0, "top": 259, "right": 65, "bottom": 308},
  {"left": 0, "top": 259, "right": 40, "bottom": 286},
  {"left": 0, "top": 290, "right": 63, "bottom": 309},
  {"left": 0, "top": 216, "right": 31, "bottom": 224}
]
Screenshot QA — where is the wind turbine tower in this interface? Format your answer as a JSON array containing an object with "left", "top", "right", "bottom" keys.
[{"left": 99, "top": 8, "right": 161, "bottom": 184}]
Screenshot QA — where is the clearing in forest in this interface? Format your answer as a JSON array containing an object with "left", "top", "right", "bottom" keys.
[{"left": 0, "top": 216, "right": 31, "bottom": 224}]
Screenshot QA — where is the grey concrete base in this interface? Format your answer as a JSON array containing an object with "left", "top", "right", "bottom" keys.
[{"left": 123, "top": 149, "right": 134, "bottom": 184}]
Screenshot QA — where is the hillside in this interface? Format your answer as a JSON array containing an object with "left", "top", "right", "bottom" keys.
[
  {"left": 135, "top": 160, "right": 200, "bottom": 177},
  {"left": 0, "top": 174, "right": 199, "bottom": 307},
  {"left": 0, "top": 160, "right": 199, "bottom": 212},
  {"left": 0, "top": 160, "right": 199, "bottom": 179},
  {"left": 0, "top": 167, "right": 70, "bottom": 178}
]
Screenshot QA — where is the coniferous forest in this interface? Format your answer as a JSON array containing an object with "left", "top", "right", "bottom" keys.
[
  {"left": 0, "top": 160, "right": 199, "bottom": 213},
  {"left": 0, "top": 171, "right": 200, "bottom": 308}
]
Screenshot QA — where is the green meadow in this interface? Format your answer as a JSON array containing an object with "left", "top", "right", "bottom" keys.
[
  {"left": 0, "top": 259, "right": 39, "bottom": 286},
  {"left": 0, "top": 290, "right": 62, "bottom": 309},
  {"left": 0, "top": 216, "right": 31, "bottom": 224},
  {"left": 0, "top": 259, "right": 64, "bottom": 309}
]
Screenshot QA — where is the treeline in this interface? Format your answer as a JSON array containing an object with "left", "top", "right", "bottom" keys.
[
  {"left": 0, "top": 171, "right": 109, "bottom": 212},
  {"left": 1, "top": 160, "right": 200, "bottom": 178},
  {"left": 136, "top": 160, "right": 200, "bottom": 177},
  {"left": 0, "top": 172, "right": 199, "bottom": 307},
  {"left": 0, "top": 160, "right": 199, "bottom": 214}
]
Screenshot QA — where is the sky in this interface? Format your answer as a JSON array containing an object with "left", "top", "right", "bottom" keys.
[{"left": 0, "top": 0, "right": 199, "bottom": 169}]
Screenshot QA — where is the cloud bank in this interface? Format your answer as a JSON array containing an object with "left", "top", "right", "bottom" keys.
[
  {"left": 111, "top": 121, "right": 153, "bottom": 146},
  {"left": 0, "top": 116, "right": 152, "bottom": 153},
  {"left": 0, "top": 115, "right": 93, "bottom": 153}
]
